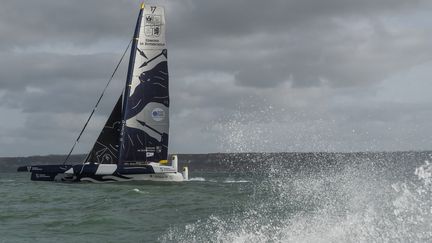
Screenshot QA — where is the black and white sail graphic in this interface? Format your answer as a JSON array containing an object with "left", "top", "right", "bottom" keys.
[
  {"left": 85, "top": 96, "right": 122, "bottom": 164},
  {"left": 119, "top": 5, "right": 169, "bottom": 166}
]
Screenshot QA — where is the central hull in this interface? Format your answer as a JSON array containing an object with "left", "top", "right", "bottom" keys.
[
  {"left": 63, "top": 162, "right": 187, "bottom": 183},
  {"left": 79, "top": 172, "right": 185, "bottom": 183}
]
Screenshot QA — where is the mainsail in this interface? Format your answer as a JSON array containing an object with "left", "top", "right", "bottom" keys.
[
  {"left": 85, "top": 96, "right": 122, "bottom": 164},
  {"left": 119, "top": 4, "right": 169, "bottom": 166}
]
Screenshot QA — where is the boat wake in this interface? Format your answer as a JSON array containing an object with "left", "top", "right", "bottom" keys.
[{"left": 161, "top": 158, "right": 432, "bottom": 242}]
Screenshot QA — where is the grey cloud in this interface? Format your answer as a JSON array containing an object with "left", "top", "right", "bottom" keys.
[
  {"left": 205, "top": 97, "right": 432, "bottom": 152},
  {"left": 1, "top": 85, "right": 121, "bottom": 114},
  {"left": 168, "top": 0, "right": 424, "bottom": 45},
  {"left": 0, "top": 111, "right": 103, "bottom": 156},
  {"left": 165, "top": 0, "right": 432, "bottom": 90},
  {"left": 235, "top": 65, "right": 291, "bottom": 88},
  {"left": 0, "top": 51, "right": 126, "bottom": 90},
  {"left": 2, "top": 0, "right": 430, "bottom": 91},
  {"left": 171, "top": 17, "right": 432, "bottom": 89},
  {"left": 0, "top": 0, "right": 137, "bottom": 49},
  {"left": 1, "top": 0, "right": 432, "bottom": 156},
  {"left": 0, "top": 51, "right": 126, "bottom": 113}
]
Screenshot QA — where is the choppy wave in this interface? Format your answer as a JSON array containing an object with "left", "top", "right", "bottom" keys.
[{"left": 161, "top": 158, "right": 432, "bottom": 242}]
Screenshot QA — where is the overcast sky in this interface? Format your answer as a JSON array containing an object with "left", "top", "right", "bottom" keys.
[{"left": 0, "top": 0, "right": 432, "bottom": 156}]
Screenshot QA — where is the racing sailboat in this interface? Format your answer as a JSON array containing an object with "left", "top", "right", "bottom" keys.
[{"left": 26, "top": 3, "right": 188, "bottom": 182}]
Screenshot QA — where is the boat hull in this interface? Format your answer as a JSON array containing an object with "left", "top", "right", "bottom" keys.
[
  {"left": 29, "top": 164, "right": 73, "bottom": 181},
  {"left": 79, "top": 172, "right": 185, "bottom": 183},
  {"left": 27, "top": 159, "right": 188, "bottom": 183}
]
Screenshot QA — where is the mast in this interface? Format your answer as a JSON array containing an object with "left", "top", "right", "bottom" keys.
[
  {"left": 121, "top": 4, "right": 144, "bottom": 121},
  {"left": 119, "top": 4, "right": 170, "bottom": 167}
]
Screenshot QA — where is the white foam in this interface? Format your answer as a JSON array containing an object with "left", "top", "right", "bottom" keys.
[
  {"left": 132, "top": 188, "right": 148, "bottom": 194},
  {"left": 223, "top": 179, "right": 250, "bottom": 183},
  {"left": 188, "top": 177, "right": 206, "bottom": 182}
]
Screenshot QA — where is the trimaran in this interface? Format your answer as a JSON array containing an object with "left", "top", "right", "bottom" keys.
[{"left": 20, "top": 3, "right": 189, "bottom": 182}]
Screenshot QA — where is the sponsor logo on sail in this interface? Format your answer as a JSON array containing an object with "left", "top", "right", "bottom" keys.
[{"left": 151, "top": 108, "right": 165, "bottom": 121}]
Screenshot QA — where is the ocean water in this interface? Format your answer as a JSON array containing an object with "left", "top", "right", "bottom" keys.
[{"left": 1, "top": 154, "right": 432, "bottom": 243}]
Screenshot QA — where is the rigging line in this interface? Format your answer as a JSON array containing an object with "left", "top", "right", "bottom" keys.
[{"left": 63, "top": 39, "right": 133, "bottom": 165}]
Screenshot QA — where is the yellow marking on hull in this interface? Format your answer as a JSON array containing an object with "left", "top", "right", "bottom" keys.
[{"left": 159, "top": 160, "right": 168, "bottom": 165}]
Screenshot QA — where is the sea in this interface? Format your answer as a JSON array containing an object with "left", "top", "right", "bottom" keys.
[{"left": 1, "top": 152, "right": 432, "bottom": 243}]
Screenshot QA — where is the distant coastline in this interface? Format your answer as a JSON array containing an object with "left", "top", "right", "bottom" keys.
[{"left": 1, "top": 151, "right": 430, "bottom": 173}]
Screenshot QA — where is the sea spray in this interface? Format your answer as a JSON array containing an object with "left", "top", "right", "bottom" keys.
[
  {"left": 390, "top": 160, "right": 432, "bottom": 241},
  {"left": 161, "top": 157, "right": 432, "bottom": 242}
]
